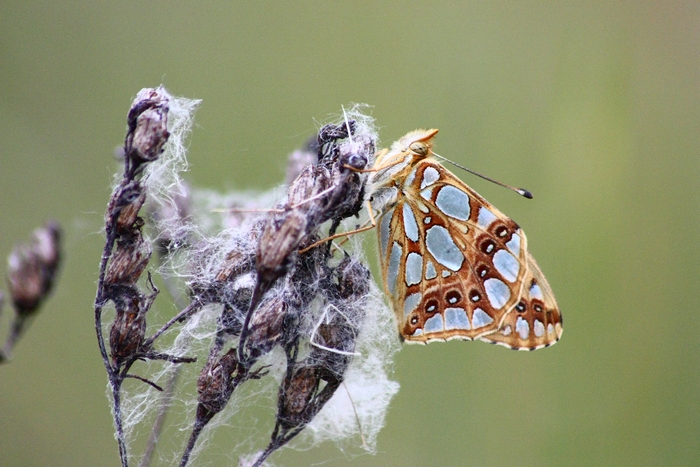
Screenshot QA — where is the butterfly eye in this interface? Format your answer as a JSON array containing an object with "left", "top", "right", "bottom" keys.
[
  {"left": 516, "top": 301, "right": 526, "bottom": 312},
  {"left": 533, "top": 303, "right": 543, "bottom": 313},
  {"left": 469, "top": 290, "right": 481, "bottom": 302},
  {"left": 477, "top": 265, "right": 489, "bottom": 278},
  {"left": 409, "top": 141, "right": 429, "bottom": 157},
  {"left": 410, "top": 315, "right": 419, "bottom": 325}
]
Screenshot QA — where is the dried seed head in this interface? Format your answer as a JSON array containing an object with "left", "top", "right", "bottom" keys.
[
  {"left": 279, "top": 365, "right": 320, "bottom": 429},
  {"left": 197, "top": 348, "right": 239, "bottom": 414},
  {"left": 105, "top": 232, "right": 152, "bottom": 287},
  {"left": 315, "top": 315, "right": 357, "bottom": 355},
  {"left": 32, "top": 221, "right": 62, "bottom": 269},
  {"left": 245, "top": 296, "right": 289, "bottom": 360},
  {"left": 256, "top": 210, "right": 307, "bottom": 285},
  {"left": 125, "top": 88, "right": 170, "bottom": 171},
  {"left": 109, "top": 292, "right": 147, "bottom": 363},
  {"left": 105, "top": 182, "right": 146, "bottom": 232},
  {"left": 7, "top": 221, "right": 62, "bottom": 316}
]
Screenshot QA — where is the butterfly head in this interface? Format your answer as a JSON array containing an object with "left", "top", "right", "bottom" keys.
[
  {"left": 395, "top": 128, "right": 439, "bottom": 159},
  {"left": 371, "top": 129, "right": 439, "bottom": 188}
]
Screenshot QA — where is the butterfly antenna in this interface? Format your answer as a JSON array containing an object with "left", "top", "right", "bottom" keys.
[
  {"left": 432, "top": 152, "right": 533, "bottom": 199},
  {"left": 342, "top": 105, "right": 354, "bottom": 143}
]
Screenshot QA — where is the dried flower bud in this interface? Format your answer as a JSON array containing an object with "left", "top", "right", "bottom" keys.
[
  {"left": 125, "top": 88, "right": 170, "bottom": 169},
  {"left": 197, "top": 348, "right": 239, "bottom": 414},
  {"left": 105, "top": 232, "right": 152, "bottom": 286},
  {"left": 279, "top": 365, "right": 320, "bottom": 429},
  {"left": 286, "top": 165, "right": 325, "bottom": 208},
  {"left": 109, "top": 293, "right": 147, "bottom": 363},
  {"left": 246, "top": 296, "right": 288, "bottom": 359},
  {"left": 256, "top": 163, "right": 331, "bottom": 288},
  {"left": 104, "top": 180, "right": 146, "bottom": 233},
  {"left": 256, "top": 210, "right": 307, "bottom": 285},
  {"left": 315, "top": 316, "right": 357, "bottom": 355},
  {"left": 7, "top": 221, "right": 62, "bottom": 316}
]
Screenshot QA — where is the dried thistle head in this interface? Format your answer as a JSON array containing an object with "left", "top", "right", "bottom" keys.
[
  {"left": 245, "top": 296, "right": 290, "bottom": 360},
  {"left": 105, "top": 231, "right": 152, "bottom": 287},
  {"left": 278, "top": 365, "right": 320, "bottom": 430},
  {"left": 256, "top": 209, "right": 308, "bottom": 287},
  {"left": 125, "top": 88, "right": 170, "bottom": 174},
  {"left": 109, "top": 291, "right": 148, "bottom": 364},
  {"left": 7, "top": 221, "right": 62, "bottom": 316},
  {"left": 197, "top": 348, "right": 239, "bottom": 415}
]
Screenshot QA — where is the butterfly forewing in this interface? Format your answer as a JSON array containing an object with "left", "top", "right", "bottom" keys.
[{"left": 378, "top": 159, "right": 530, "bottom": 343}]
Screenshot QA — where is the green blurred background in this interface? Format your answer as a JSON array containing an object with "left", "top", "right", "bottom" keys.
[{"left": 1, "top": 2, "right": 699, "bottom": 466}]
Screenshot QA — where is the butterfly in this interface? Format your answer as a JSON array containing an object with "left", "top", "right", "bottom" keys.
[{"left": 368, "top": 129, "right": 562, "bottom": 350}]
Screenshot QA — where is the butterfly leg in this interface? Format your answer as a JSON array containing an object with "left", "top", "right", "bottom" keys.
[{"left": 299, "top": 201, "right": 378, "bottom": 253}]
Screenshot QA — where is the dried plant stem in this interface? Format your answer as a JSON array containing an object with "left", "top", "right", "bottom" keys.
[
  {"left": 143, "top": 299, "right": 201, "bottom": 348},
  {"left": 139, "top": 268, "right": 191, "bottom": 467},
  {"left": 112, "top": 378, "right": 129, "bottom": 467},
  {"left": 94, "top": 208, "right": 129, "bottom": 467},
  {"left": 1, "top": 317, "right": 28, "bottom": 361}
]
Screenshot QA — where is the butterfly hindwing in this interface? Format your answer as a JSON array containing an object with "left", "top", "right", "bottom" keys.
[{"left": 481, "top": 252, "right": 563, "bottom": 350}]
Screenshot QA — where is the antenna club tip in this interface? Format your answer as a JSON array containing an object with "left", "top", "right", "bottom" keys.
[{"left": 519, "top": 189, "right": 534, "bottom": 199}]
